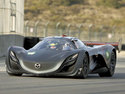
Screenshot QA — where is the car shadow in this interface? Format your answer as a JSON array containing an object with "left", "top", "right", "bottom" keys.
[
  {"left": 21, "top": 72, "right": 125, "bottom": 80},
  {"left": 87, "top": 73, "right": 125, "bottom": 79}
]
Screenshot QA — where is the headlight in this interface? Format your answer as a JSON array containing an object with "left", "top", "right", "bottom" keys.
[
  {"left": 10, "top": 51, "right": 18, "bottom": 62},
  {"left": 10, "top": 51, "right": 15, "bottom": 57},
  {"left": 65, "top": 53, "right": 78, "bottom": 66},
  {"left": 71, "top": 54, "right": 78, "bottom": 59},
  {"left": 67, "top": 53, "right": 78, "bottom": 62}
]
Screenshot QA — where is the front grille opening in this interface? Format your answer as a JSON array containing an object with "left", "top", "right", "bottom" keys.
[{"left": 9, "top": 58, "right": 20, "bottom": 70}]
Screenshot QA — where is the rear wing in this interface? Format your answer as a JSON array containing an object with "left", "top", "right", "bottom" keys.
[{"left": 83, "top": 38, "right": 122, "bottom": 53}]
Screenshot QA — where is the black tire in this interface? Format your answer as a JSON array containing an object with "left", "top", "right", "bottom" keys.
[
  {"left": 80, "top": 54, "right": 89, "bottom": 79},
  {"left": 99, "top": 51, "right": 116, "bottom": 77},
  {"left": 6, "top": 67, "right": 22, "bottom": 76}
]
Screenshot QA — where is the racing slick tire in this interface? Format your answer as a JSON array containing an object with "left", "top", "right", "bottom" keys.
[{"left": 99, "top": 51, "right": 116, "bottom": 77}]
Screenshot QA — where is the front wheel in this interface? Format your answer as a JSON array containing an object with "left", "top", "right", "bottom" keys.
[
  {"left": 99, "top": 51, "right": 116, "bottom": 77},
  {"left": 80, "top": 54, "right": 89, "bottom": 79}
]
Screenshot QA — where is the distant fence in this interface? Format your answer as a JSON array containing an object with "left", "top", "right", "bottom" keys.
[{"left": 24, "top": 21, "right": 124, "bottom": 43}]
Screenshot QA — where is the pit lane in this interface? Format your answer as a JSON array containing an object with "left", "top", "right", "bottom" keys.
[{"left": 0, "top": 52, "right": 125, "bottom": 94}]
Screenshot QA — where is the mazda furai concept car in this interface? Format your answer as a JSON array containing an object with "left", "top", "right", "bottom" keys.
[{"left": 6, "top": 36, "right": 119, "bottom": 78}]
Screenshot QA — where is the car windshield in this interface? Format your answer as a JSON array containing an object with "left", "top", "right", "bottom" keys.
[{"left": 32, "top": 38, "right": 75, "bottom": 51}]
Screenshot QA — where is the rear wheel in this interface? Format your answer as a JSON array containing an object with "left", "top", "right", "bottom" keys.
[
  {"left": 80, "top": 54, "right": 89, "bottom": 79},
  {"left": 99, "top": 51, "right": 116, "bottom": 77},
  {"left": 6, "top": 66, "right": 22, "bottom": 76}
]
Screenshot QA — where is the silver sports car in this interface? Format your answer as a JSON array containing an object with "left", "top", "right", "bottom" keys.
[{"left": 6, "top": 36, "right": 118, "bottom": 78}]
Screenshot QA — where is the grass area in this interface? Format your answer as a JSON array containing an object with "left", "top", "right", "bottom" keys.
[{"left": 24, "top": 0, "right": 125, "bottom": 29}]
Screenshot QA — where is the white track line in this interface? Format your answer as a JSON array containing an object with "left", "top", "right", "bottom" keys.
[
  {"left": 116, "top": 65, "right": 125, "bottom": 68},
  {"left": 0, "top": 67, "right": 6, "bottom": 72}
]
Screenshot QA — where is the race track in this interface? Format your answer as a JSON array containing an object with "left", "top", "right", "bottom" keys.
[{"left": 0, "top": 52, "right": 125, "bottom": 94}]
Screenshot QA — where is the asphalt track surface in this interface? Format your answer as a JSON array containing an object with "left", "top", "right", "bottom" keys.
[{"left": 0, "top": 53, "right": 125, "bottom": 94}]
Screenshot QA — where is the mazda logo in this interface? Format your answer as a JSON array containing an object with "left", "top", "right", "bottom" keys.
[{"left": 34, "top": 63, "right": 41, "bottom": 69}]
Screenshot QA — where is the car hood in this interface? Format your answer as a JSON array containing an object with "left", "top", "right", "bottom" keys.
[{"left": 17, "top": 49, "right": 78, "bottom": 74}]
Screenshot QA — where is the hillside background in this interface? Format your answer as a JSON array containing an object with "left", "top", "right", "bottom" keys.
[{"left": 24, "top": 0, "right": 125, "bottom": 27}]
